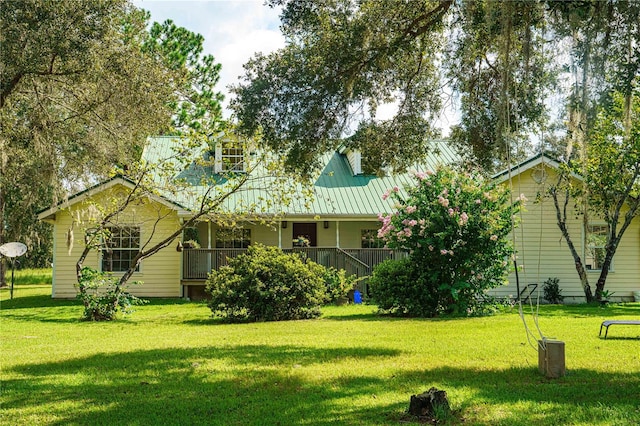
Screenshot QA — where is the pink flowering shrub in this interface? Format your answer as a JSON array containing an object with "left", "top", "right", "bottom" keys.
[{"left": 370, "top": 166, "right": 523, "bottom": 317}]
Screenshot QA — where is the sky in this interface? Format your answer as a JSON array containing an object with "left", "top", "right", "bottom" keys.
[
  {"left": 133, "top": 0, "right": 285, "bottom": 116},
  {"left": 131, "top": 0, "right": 458, "bottom": 133}
]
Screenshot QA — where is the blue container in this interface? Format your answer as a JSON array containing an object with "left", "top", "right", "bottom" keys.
[{"left": 353, "top": 290, "right": 362, "bottom": 304}]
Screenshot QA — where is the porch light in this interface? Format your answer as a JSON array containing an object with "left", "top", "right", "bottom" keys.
[
  {"left": 282, "top": 221, "right": 287, "bottom": 229},
  {"left": 323, "top": 221, "right": 329, "bottom": 229}
]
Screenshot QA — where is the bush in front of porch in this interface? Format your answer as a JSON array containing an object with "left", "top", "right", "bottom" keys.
[{"left": 205, "top": 244, "right": 330, "bottom": 322}]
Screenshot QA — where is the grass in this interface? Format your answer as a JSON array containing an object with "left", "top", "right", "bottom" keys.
[{"left": 1, "top": 269, "right": 639, "bottom": 425}]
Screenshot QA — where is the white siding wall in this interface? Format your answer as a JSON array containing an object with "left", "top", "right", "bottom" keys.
[
  {"left": 250, "top": 224, "right": 279, "bottom": 246},
  {"left": 346, "top": 150, "right": 362, "bottom": 175},
  {"left": 335, "top": 220, "right": 381, "bottom": 248}
]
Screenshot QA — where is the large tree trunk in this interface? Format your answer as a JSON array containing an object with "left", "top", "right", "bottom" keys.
[
  {"left": 595, "top": 250, "right": 614, "bottom": 300},
  {"left": 0, "top": 159, "right": 6, "bottom": 287},
  {"left": 551, "top": 185, "right": 593, "bottom": 302},
  {"left": 595, "top": 206, "right": 638, "bottom": 298}
]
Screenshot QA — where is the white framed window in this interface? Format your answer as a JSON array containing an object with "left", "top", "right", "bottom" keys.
[
  {"left": 585, "top": 224, "right": 608, "bottom": 271},
  {"left": 216, "top": 228, "right": 250, "bottom": 248},
  {"left": 102, "top": 226, "right": 140, "bottom": 272},
  {"left": 361, "top": 229, "right": 385, "bottom": 248},
  {"left": 215, "top": 141, "right": 245, "bottom": 172}
]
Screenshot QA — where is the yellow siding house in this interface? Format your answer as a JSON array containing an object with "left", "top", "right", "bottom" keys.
[
  {"left": 491, "top": 154, "right": 640, "bottom": 302},
  {"left": 39, "top": 139, "right": 640, "bottom": 302}
]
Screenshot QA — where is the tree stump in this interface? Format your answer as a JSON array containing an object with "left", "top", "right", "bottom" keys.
[{"left": 408, "top": 387, "right": 450, "bottom": 418}]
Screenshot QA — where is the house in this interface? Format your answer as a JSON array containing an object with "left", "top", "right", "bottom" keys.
[
  {"left": 489, "top": 153, "right": 640, "bottom": 303},
  {"left": 37, "top": 136, "right": 457, "bottom": 299},
  {"left": 38, "top": 139, "right": 640, "bottom": 302}
]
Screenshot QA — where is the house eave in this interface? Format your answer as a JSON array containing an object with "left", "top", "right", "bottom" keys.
[
  {"left": 492, "top": 153, "right": 582, "bottom": 183},
  {"left": 176, "top": 212, "right": 381, "bottom": 221},
  {"left": 37, "top": 176, "right": 184, "bottom": 222}
]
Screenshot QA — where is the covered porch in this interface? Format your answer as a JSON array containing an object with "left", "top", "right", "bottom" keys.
[
  {"left": 179, "top": 218, "right": 403, "bottom": 299},
  {"left": 180, "top": 247, "right": 406, "bottom": 300}
]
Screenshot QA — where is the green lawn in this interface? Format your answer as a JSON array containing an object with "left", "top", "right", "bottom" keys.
[{"left": 1, "top": 270, "right": 639, "bottom": 425}]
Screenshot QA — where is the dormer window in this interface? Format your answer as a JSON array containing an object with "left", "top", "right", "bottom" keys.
[{"left": 215, "top": 140, "right": 245, "bottom": 172}]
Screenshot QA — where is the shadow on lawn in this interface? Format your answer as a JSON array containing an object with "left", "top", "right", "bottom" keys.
[
  {"left": 537, "top": 303, "right": 640, "bottom": 318},
  {"left": 3, "top": 344, "right": 640, "bottom": 425},
  {"left": 0, "top": 293, "right": 79, "bottom": 312}
]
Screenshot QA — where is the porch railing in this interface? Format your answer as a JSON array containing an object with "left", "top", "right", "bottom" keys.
[
  {"left": 182, "top": 247, "right": 407, "bottom": 288},
  {"left": 182, "top": 248, "right": 247, "bottom": 280}
]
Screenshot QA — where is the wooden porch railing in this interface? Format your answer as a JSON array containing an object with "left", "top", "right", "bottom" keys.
[
  {"left": 182, "top": 247, "right": 408, "bottom": 290},
  {"left": 182, "top": 248, "right": 247, "bottom": 280}
]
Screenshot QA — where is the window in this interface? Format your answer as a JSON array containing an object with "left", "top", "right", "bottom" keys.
[
  {"left": 216, "top": 228, "right": 250, "bottom": 248},
  {"left": 215, "top": 140, "right": 245, "bottom": 172},
  {"left": 361, "top": 229, "right": 385, "bottom": 248},
  {"left": 102, "top": 226, "right": 140, "bottom": 272},
  {"left": 586, "top": 224, "right": 607, "bottom": 271},
  {"left": 221, "top": 145, "right": 244, "bottom": 171}
]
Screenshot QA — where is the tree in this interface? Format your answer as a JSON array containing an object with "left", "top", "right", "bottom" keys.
[
  {"left": 232, "top": 1, "right": 562, "bottom": 175},
  {"left": 550, "top": 90, "right": 640, "bottom": 302},
  {"left": 545, "top": 1, "right": 640, "bottom": 300},
  {"left": 0, "top": 1, "right": 179, "bottom": 284},
  {"left": 143, "top": 19, "right": 225, "bottom": 137},
  {"left": 370, "top": 166, "right": 522, "bottom": 317},
  {"left": 232, "top": 0, "right": 452, "bottom": 176},
  {"left": 233, "top": 0, "right": 639, "bottom": 300},
  {"left": 446, "top": 0, "right": 554, "bottom": 170},
  {"left": 72, "top": 133, "right": 301, "bottom": 320}
]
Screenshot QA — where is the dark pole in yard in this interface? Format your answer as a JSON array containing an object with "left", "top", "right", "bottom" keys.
[
  {"left": 10, "top": 258, "right": 16, "bottom": 299},
  {"left": 0, "top": 242, "right": 28, "bottom": 300}
]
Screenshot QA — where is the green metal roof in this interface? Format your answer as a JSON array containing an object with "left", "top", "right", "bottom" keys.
[{"left": 141, "top": 137, "right": 459, "bottom": 218}]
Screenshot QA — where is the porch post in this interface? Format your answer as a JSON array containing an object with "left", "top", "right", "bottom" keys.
[
  {"left": 179, "top": 218, "right": 185, "bottom": 298},
  {"left": 207, "top": 221, "right": 212, "bottom": 272},
  {"left": 278, "top": 221, "right": 282, "bottom": 248},
  {"left": 336, "top": 220, "right": 340, "bottom": 248}
]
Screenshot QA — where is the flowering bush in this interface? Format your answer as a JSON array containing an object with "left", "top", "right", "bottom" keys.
[{"left": 371, "top": 166, "right": 523, "bottom": 316}]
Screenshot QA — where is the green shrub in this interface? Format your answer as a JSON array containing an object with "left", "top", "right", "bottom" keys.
[
  {"left": 543, "top": 277, "right": 564, "bottom": 304},
  {"left": 77, "top": 267, "right": 147, "bottom": 321},
  {"left": 323, "top": 267, "right": 357, "bottom": 304},
  {"left": 369, "top": 257, "right": 435, "bottom": 316},
  {"left": 206, "top": 244, "right": 327, "bottom": 322},
  {"left": 376, "top": 166, "right": 523, "bottom": 317}
]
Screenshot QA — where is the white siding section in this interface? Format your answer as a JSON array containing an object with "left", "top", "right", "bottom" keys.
[
  {"left": 336, "top": 220, "right": 381, "bottom": 248},
  {"left": 347, "top": 150, "right": 362, "bottom": 175}
]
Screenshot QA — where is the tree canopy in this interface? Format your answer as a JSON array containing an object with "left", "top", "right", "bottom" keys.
[
  {"left": 232, "top": 0, "right": 450, "bottom": 175},
  {"left": 232, "top": 0, "right": 639, "bottom": 298},
  {"left": 0, "top": 1, "right": 224, "bottom": 280},
  {"left": 232, "top": 0, "right": 638, "bottom": 174}
]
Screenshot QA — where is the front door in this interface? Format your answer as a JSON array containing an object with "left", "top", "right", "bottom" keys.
[{"left": 292, "top": 222, "right": 317, "bottom": 247}]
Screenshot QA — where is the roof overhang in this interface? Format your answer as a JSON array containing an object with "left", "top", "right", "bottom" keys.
[
  {"left": 492, "top": 153, "right": 582, "bottom": 183},
  {"left": 37, "top": 176, "right": 186, "bottom": 223}
]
